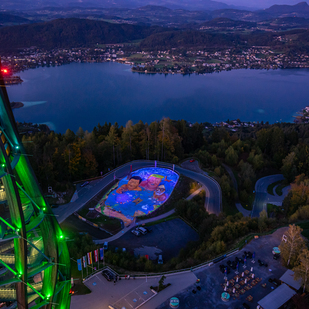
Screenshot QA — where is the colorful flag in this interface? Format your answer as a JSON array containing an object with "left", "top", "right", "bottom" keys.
[
  {"left": 87, "top": 252, "right": 92, "bottom": 265},
  {"left": 100, "top": 248, "right": 104, "bottom": 260},
  {"left": 77, "top": 259, "right": 82, "bottom": 271},
  {"left": 83, "top": 256, "right": 87, "bottom": 268},
  {"left": 94, "top": 249, "right": 99, "bottom": 263}
]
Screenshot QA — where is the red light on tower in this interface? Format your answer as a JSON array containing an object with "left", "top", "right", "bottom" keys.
[{"left": 1, "top": 68, "right": 9, "bottom": 74}]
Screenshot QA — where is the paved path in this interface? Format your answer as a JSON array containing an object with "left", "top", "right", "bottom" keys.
[
  {"left": 251, "top": 174, "right": 291, "bottom": 217},
  {"left": 222, "top": 163, "right": 252, "bottom": 217},
  {"left": 71, "top": 227, "right": 290, "bottom": 309},
  {"left": 180, "top": 160, "right": 220, "bottom": 213},
  {"left": 54, "top": 160, "right": 222, "bottom": 224},
  {"left": 157, "top": 227, "right": 289, "bottom": 309},
  {"left": 70, "top": 271, "right": 197, "bottom": 309}
]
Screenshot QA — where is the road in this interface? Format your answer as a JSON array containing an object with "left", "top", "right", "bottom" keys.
[
  {"left": 54, "top": 160, "right": 222, "bottom": 224},
  {"left": 251, "top": 174, "right": 291, "bottom": 217},
  {"left": 180, "top": 159, "right": 221, "bottom": 214}
]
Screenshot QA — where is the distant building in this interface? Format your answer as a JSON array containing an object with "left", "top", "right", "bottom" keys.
[
  {"left": 258, "top": 283, "right": 296, "bottom": 309},
  {"left": 279, "top": 269, "right": 302, "bottom": 291}
]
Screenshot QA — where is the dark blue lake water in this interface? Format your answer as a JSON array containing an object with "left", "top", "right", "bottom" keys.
[{"left": 7, "top": 62, "right": 309, "bottom": 133}]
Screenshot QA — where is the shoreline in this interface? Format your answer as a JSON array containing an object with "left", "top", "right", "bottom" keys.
[
  {"left": 5, "top": 59, "right": 309, "bottom": 78},
  {"left": 131, "top": 65, "right": 309, "bottom": 75}
]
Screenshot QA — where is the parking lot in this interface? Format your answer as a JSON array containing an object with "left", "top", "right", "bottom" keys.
[
  {"left": 157, "top": 227, "right": 289, "bottom": 309},
  {"left": 110, "top": 218, "right": 199, "bottom": 261},
  {"left": 70, "top": 270, "right": 197, "bottom": 309}
]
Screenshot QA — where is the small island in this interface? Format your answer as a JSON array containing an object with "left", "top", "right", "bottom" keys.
[
  {"left": 10, "top": 101, "right": 24, "bottom": 109},
  {"left": 294, "top": 106, "right": 309, "bottom": 124}
]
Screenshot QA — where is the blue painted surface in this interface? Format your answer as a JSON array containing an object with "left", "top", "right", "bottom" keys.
[{"left": 100, "top": 168, "right": 179, "bottom": 220}]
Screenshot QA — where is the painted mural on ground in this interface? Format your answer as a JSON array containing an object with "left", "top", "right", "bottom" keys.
[{"left": 96, "top": 168, "right": 179, "bottom": 226}]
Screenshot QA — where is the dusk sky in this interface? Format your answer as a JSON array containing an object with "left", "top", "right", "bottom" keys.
[{"left": 223, "top": 0, "right": 307, "bottom": 8}]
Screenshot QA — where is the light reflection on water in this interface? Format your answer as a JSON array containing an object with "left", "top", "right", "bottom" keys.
[{"left": 7, "top": 62, "right": 309, "bottom": 133}]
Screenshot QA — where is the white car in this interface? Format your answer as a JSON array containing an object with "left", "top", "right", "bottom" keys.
[
  {"left": 137, "top": 227, "right": 147, "bottom": 235},
  {"left": 131, "top": 229, "right": 140, "bottom": 236}
]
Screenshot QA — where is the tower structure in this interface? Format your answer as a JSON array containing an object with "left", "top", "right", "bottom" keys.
[{"left": 0, "top": 65, "right": 71, "bottom": 308}]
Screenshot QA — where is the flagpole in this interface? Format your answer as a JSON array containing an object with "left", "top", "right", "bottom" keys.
[{"left": 81, "top": 260, "right": 83, "bottom": 281}]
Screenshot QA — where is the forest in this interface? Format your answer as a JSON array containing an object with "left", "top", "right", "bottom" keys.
[
  {"left": 22, "top": 118, "right": 309, "bottom": 271},
  {"left": 21, "top": 118, "right": 309, "bottom": 208},
  {"left": 1, "top": 17, "right": 309, "bottom": 54}
]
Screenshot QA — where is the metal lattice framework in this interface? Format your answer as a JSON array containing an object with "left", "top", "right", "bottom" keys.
[{"left": 0, "top": 64, "right": 71, "bottom": 309}]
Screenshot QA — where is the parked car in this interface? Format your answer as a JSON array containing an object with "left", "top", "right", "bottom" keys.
[
  {"left": 158, "top": 255, "right": 163, "bottom": 264},
  {"left": 258, "top": 259, "right": 264, "bottom": 266},
  {"left": 102, "top": 269, "right": 114, "bottom": 281},
  {"left": 137, "top": 227, "right": 147, "bottom": 235},
  {"left": 268, "top": 277, "right": 281, "bottom": 286},
  {"left": 131, "top": 229, "right": 140, "bottom": 236}
]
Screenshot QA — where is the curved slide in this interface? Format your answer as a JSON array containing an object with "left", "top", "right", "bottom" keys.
[
  {"left": 54, "top": 160, "right": 222, "bottom": 224},
  {"left": 251, "top": 174, "right": 291, "bottom": 217}
]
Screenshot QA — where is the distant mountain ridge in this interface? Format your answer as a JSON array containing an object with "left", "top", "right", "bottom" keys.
[
  {"left": 263, "top": 1, "right": 309, "bottom": 14},
  {"left": 0, "top": 0, "right": 233, "bottom": 11},
  {"left": 0, "top": 18, "right": 164, "bottom": 50},
  {"left": 0, "top": 12, "right": 30, "bottom": 24}
]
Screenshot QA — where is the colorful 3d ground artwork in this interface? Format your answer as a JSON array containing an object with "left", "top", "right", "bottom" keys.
[{"left": 96, "top": 168, "right": 179, "bottom": 225}]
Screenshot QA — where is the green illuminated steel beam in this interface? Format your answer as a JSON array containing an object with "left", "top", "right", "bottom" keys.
[{"left": 0, "top": 60, "right": 71, "bottom": 308}]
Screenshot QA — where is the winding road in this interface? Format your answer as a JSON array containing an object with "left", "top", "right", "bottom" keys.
[
  {"left": 251, "top": 174, "right": 291, "bottom": 217},
  {"left": 53, "top": 160, "right": 222, "bottom": 224}
]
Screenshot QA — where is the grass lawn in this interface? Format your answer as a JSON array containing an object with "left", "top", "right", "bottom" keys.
[
  {"left": 77, "top": 181, "right": 122, "bottom": 234},
  {"left": 240, "top": 192, "right": 255, "bottom": 211},
  {"left": 128, "top": 54, "right": 145, "bottom": 60},
  {"left": 143, "top": 214, "right": 178, "bottom": 227},
  {"left": 267, "top": 203, "right": 284, "bottom": 217},
  {"left": 206, "top": 59, "right": 222, "bottom": 64},
  {"left": 203, "top": 168, "right": 216, "bottom": 177},
  {"left": 137, "top": 175, "right": 199, "bottom": 220},
  {"left": 222, "top": 196, "right": 239, "bottom": 216},
  {"left": 275, "top": 183, "right": 288, "bottom": 196},
  {"left": 70, "top": 261, "right": 92, "bottom": 295},
  {"left": 267, "top": 180, "right": 283, "bottom": 195}
]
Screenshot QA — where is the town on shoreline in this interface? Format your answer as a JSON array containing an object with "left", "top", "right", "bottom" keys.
[{"left": 1, "top": 44, "right": 309, "bottom": 81}]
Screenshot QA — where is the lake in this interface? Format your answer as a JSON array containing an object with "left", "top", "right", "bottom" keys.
[{"left": 7, "top": 62, "right": 309, "bottom": 133}]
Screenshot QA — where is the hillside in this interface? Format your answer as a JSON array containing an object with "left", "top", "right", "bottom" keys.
[
  {"left": 139, "top": 30, "right": 242, "bottom": 50},
  {"left": 263, "top": 2, "right": 309, "bottom": 14},
  {"left": 200, "top": 17, "right": 257, "bottom": 29},
  {"left": 0, "top": 12, "right": 31, "bottom": 25},
  {"left": 0, "top": 18, "right": 163, "bottom": 50}
]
